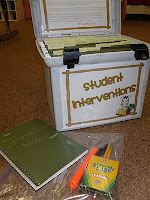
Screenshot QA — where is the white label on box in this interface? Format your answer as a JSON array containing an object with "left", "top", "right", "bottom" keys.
[
  {"left": 43, "top": 0, "right": 111, "bottom": 30},
  {"left": 62, "top": 63, "right": 144, "bottom": 127}
]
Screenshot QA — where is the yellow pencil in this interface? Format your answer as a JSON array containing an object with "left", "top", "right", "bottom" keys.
[{"left": 104, "top": 143, "right": 112, "bottom": 158}]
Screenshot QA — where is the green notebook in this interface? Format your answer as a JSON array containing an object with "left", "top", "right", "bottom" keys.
[{"left": 0, "top": 119, "right": 87, "bottom": 190}]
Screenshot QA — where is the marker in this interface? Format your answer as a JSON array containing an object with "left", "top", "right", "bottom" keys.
[
  {"left": 69, "top": 146, "right": 98, "bottom": 190},
  {"left": 96, "top": 144, "right": 108, "bottom": 157}
]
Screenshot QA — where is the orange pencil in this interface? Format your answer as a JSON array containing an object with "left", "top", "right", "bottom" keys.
[{"left": 69, "top": 146, "right": 98, "bottom": 190}]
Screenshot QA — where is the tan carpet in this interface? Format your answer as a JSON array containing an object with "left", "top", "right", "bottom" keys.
[{"left": 0, "top": 20, "right": 150, "bottom": 200}]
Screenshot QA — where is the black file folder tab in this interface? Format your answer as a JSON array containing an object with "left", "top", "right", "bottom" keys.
[
  {"left": 63, "top": 48, "right": 80, "bottom": 69},
  {"left": 101, "top": 43, "right": 149, "bottom": 60}
]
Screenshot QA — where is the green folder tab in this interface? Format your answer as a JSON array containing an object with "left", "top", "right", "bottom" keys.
[{"left": 0, "top": 119, "right": 88, "bottom": 190}]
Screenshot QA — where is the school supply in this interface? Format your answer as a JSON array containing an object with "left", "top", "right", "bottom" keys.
[
  {"left": 21, "top": 133, "right": 124, "bottom": 200},
  {"left": 69, "top": 144, "right": 109, "bottom": 190},
  {"left": 0, "top": 119, "right": 88, "bottom": 190},
  {"left": 69, "top": 146, "right": 98, "bottom": 190},
  {"left": 81, "top": 143, "right": 119, "bottom": 197}
]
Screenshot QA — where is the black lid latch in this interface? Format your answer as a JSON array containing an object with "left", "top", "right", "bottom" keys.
[
  {"left": 63, "top": 48, "right": 80, "bottom": 69},
  {"left": 131, "top": 43, "right": 149, "bottom": 60}
]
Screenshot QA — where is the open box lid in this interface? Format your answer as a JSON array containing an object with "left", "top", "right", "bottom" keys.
[{"left": 30, "top": 0, "right": 121, "bottom": 38}]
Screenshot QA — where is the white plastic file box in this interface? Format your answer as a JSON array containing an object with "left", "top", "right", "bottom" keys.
[{"left": 30, "top": 0, "right": 150, "bottom": 131}]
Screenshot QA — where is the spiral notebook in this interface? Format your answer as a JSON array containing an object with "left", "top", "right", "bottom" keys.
[{"left": 0, "top": 119, "right": 87, "bottom": 190}]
